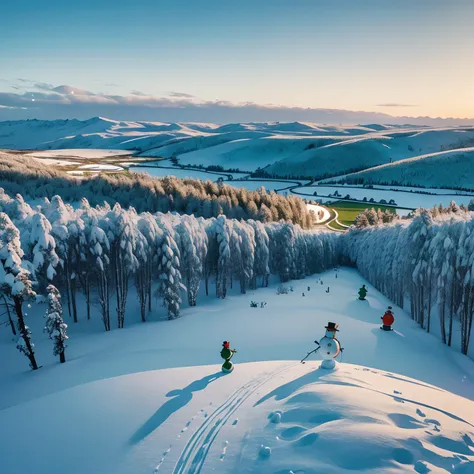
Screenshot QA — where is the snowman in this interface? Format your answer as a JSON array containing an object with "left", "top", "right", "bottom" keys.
[{"left": 318, "top": 322, "right": 342, "bottom": 369}]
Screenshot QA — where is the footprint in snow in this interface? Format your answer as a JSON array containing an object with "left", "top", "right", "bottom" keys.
[
  {"left": 394, "top": 390, "right": 402, "bottom": 394},
  {"left": 424, "top": 418, "right": 440, "bottom": 426},
  {"left": 153, "top": 447, "right": 171, "bottom": 473},
  {"left": 416, "top": 408, "right": 426, "bottom": 418},
  {"left": 232, "top": 419, "right": 239, "bottom": 426},
  {"left": 181, "top": 421, "right": 191, "bottom": 433}
]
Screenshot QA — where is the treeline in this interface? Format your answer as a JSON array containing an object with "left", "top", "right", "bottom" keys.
[
  {"left": 0, "top": 189, "right": 339, "bottom": 369},
  {"left": 0, "top": 152, "right": 313, "bottom": 228},
  {"left": 341, "top": 206, "right": 474, "bottom": 355}
]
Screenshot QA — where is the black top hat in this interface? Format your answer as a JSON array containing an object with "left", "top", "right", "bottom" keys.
[
  {"left": 325, "top": 322, "right": 339, "bottom": 331},
  {"left": 388, "top": 306, "right": 392, "bottom": 310}
]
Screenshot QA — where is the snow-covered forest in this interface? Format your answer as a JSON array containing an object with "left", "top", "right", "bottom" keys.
[
  {"left": 342, "top": 206, "right": 474, "bottom": 355},
  {"left": 0, "top": 152, "right": 313, "bottom": 227},
  {"left": 0, "top": 188, "right": 338, "bottom": 369}
]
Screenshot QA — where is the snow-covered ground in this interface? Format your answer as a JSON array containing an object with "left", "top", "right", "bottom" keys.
[
  {"left": 307, "top": 203, "right": 331, "bottom": 223},
  {"left": 1, "top": 268, "right": 473, "bottom": 474},
  {"left": 26, "top": 149, "right": 134, "bottom": 159},
  {"left": 4, "top": 119, "right": 474, "bottom": 187},
  {"left": 79, "top": 163, "right": 124, "bottom": 171},
  {"left": 30, "top": 157, "right": 80, "bottom": 166},
  {"left": 327, "top": 148, "right": 474, "bottom": 190},
  {"left": 300, "top": 186, "right": 474, "bottom": 209}
]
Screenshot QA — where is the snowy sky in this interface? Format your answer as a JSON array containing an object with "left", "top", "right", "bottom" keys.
[{"left": 1, "top": 0, "right": 473, "bottom": 122}]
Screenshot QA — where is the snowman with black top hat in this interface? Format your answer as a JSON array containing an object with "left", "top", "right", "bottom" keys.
[
  {"left": 300, "top": 321, "right": 343, "bottom": 369},
  {"left": 319, "top": 322, "right": 342, "bottom": 369}
]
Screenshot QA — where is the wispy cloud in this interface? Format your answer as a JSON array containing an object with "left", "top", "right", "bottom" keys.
[
  {"left": 376, "top": 103, "right": 418, "bottom": 107},
  {"left": 0, "top": 83, "right": 471, "bottom": 125},
  {"left": 168, "top": 91, "right": 196, "bottom": 99}
]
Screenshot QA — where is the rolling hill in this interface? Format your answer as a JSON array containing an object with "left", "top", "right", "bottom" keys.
[
  {"left": 1, "top": 118, "right": 474, "bottom": 184},
  {"left": 324, "top": 148, "right": 474, "bottom": 190}
]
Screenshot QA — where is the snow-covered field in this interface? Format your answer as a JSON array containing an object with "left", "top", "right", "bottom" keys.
[
  {"left": 300, "top": 186, "right": 474, "bottom": 209},
  {"left": 1, "top": 268, "right": 473, "bottom": 474},
  {"left": 30, "top": 157, "right": 80, "bottom": 166},
  {"left": 79, "top": 163, "right": 124, "bottom": 171},
  {"left": 328, "top": 148, "right": 474, "bottom": 190},
  {"left": 26, "top": 149, "right": 134, "bottom": 159}
]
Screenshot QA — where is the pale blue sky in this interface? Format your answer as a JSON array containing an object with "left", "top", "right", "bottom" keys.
[{"left": 1, "top": 0, "right": 473, "bottom": 121}]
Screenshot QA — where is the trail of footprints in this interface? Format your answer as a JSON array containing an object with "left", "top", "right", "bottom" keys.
[
  {"left": 153, "top": 405, "right": 240, "bottom": 472},
  {"left": 153, "top": 409, "right": 208, "bottom": 472}
]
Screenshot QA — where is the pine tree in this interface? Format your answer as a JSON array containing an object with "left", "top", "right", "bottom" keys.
[
  {"left": 0, "top": 212, "right": 39, "bottom": 370},
  {"left": 44, "top": 285, "right": 68, "bottom": 363},
  {"left": 156, "top": 226, "right": 183, "bottom": 319}
]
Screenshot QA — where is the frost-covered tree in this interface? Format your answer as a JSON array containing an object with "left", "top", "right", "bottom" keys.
[
  {"left": 249, "top": 220, "right": 270, "bottom": 288},
  {"left": 106, "top": 204, "right": 140, "bottom": 328},
  {"left": 176, "top": 216, "right": 207, "bottom": 306},
  {"left": 83, "top": 204, "right": 112, "bottom": 329},
  {"left": 156, "top": 223, "right": 183, "bottom": 319},
  {"left": 136, "top": 213, "right": 162, "bottom": 321},
  {"left": 23, "top": 212, "right": 60, "bottom": 291},
  {"left": 230, "top": 221, "right": 255, "bottom": 294},
  {"left": 43, "top": 196, "right": 84, "bottom": 323},
  {"left": 214, "top": 215, "right": 231, "bottom": 298},
  {"left": 44, "top": 285, "right": 68, "bottom": 363},
  {"left": 0, "top": 213, "right": 38, "bottom": 370}
]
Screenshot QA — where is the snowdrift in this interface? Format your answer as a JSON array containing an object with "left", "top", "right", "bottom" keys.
[{"left": 0, "top": 362, "right": 472, "bottom": 474}]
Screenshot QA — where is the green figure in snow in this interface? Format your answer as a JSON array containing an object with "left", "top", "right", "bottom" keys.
[
  {"left": 358, "top": 284, "right": 368, "bottom": 300},
  {"left": 221, "top": 341, "right": 237, "bottom": 373}
]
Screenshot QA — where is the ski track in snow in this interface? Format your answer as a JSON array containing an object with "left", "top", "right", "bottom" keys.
[{"left": 171, "top": 362, "right": 295, "bottom": 474}]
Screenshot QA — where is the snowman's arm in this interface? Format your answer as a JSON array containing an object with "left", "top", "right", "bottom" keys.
[{"left": 313, "top": 340, "right": 320, "bottom": 346}]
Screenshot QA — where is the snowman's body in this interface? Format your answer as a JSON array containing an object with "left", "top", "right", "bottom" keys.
[{"left": 319, "top": 329, "right": 341, "bottom": 360}]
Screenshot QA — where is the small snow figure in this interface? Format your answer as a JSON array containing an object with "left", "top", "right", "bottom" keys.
[
  {"left": 335, "top": 273, "right": 338, "bottom": 279},
  {"left": 321, "top": 280, "right": 323, "bottom": 285},
  {"left": 381, "top": 306, "right": 395, "bottom": 331},
  {"left": 326, "top": 287, "right": 330, "bottom": 293},
  {"left": 307, "top": 286, "right": 310, "bottom": 291},
  {"left": 358, "top": 285, "right": 367, "bottom": 300},
  {"left": 260, "top": 301, "right": 266, "bottom": 308},
  {"left": 221, "top": 341, "right": 237, "bottom": 373},
  {"left": 302, "top": 292, "right": 305, "bottom": 297}
]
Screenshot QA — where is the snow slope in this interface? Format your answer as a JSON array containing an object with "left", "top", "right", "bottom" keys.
[
  {"left": 325, "top": 148, "right": 474, "bottom": 190},
  {"left": 300, "top": 185, "right": 474, "bottom": 209},
  {"left": 1, "top": 268, "right": 473, "bottom": 473},
  {"left": 25, "top": 149, "right": 134, "bottom": 159}
]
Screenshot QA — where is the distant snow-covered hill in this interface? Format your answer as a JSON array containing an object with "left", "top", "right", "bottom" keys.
[
  {"left": 1, "top": 118, "right": 474, "bottom": 184},
  {"left": 326, "top": 148, "right": 474, "bottom": 190}
]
